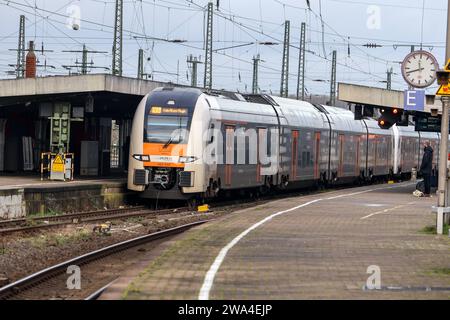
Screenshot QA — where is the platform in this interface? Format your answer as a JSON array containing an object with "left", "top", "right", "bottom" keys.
[
  {"left": 0, "top": 174, "right": 129, "bottom": 219},
  {"left": 101, "top": 182, "right": 450, "bottom": 300}
]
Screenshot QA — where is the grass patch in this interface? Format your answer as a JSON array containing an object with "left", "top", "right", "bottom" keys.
[
  {"left": 430, "top": 268, "right": 450, "bottom": 276},
  {"left": 30, "top": 209, "right": 61, "bottom": 218},
  {"left": 29, "top": 229, "right": 91, "bottom": 248},
  {"left": 127, "top": 216, "right": 144, "bottom": 224},
  {"left": 420, "top": 224, "right": 449, "bottom": 235},
  {"left": 121, "top": 283, "right": 142, "bottom": 299},
  {"left": 43, "top": 209, "right": 61, "bottom": 217},
  {"left": 25, "top": 216, "right": 44, "bottom": 227}
]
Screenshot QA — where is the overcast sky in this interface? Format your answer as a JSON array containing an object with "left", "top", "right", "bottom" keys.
[{"left": 0, "top": 0, "right": 448, "bottom": 96}]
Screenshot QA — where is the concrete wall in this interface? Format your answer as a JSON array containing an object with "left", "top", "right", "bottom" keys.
[
  {"left": 0, "top": 189, "right": 26, "bottom": 219},
  {"left": 0, "top": 182, "right": 133, "bottom": 219}
]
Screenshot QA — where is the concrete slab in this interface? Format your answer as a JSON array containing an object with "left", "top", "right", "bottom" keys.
[
  {"left": 104, "top": 182, "right": 450, "bottom": 300},
  {"left": 0, "top": 174, "right": 125, "bottom": 190}
]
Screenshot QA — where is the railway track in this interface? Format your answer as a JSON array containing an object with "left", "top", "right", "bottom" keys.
[
  {"left": 0, "top": 181, "right": 403, "bottom": 299},
  {"left": 0, "top": 205, "right": 191, "bottom": 235},
  {"left": 0, "top": 180, "right": 389, "bottom": 236},
  {"left": 0, "top": 206, "right": 145, "bottom": 228},
  {"left": 0, "top": 220, "right": 209, "bottom": 300}
]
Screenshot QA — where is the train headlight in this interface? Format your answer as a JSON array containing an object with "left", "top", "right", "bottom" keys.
[
  {"left": 133, "top": 154, "right": 150, "bottom": 161},
  {"left": 179, "top": 156, "right": 197, "bottom": 163}
]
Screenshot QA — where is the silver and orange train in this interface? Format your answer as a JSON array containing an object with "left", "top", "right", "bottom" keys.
[{"left": 128, "top": 87, "right": 440, "bottom": 200}]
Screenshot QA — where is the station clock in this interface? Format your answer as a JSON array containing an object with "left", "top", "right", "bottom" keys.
[{"left": 401, "top": 50, "right": 439, "bottom": 88}]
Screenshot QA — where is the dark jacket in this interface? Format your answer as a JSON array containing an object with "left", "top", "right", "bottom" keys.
[{"left": 420, "top": 146, "right": 433, "bottom": 175}]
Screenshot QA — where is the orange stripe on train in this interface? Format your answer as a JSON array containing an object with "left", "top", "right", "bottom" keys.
[{"left": 142, "top": 143, "right": 187, "bottom": 168}]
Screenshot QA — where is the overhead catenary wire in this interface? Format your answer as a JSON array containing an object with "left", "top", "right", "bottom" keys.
[{"left": 0, "top": 0, "right": 438, "bottom": 91}]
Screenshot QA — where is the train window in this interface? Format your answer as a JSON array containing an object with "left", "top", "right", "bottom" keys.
[
  {"left": 225, "top": 126, "right": 235, "bottom": 165},
  {"left": 146, "top": 115, "right": 189, "bottom": 144},
  {"left": 300, "top": 151, "right": 312, "bottom": 168}
]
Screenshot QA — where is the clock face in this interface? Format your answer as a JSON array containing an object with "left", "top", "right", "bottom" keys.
[{"left": 401, "top": 51, "right": 439, "bottom": 88}]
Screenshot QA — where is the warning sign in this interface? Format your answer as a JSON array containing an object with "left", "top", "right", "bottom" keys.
[
  {"left": 52, "top": 154, "right": 65, "bottom": 172},
  {"left": 436, "top": 84, "right": 450, "bottom": 96},
  {"left": 436, "top": 59, "right": 450, "bottom": 96}
]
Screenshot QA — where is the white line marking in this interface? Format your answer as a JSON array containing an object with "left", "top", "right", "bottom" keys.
[
  {"left": 198, "top": 199, "right": 322, "bottom": 300},
  {"left": 198, "top": 182, "right": 416, "bottom": 300},
  {"left": 326, "top": 182, "right": 415, "bottom": 200},
  {"left": 326, "top": 189, "right": 375, "bottom": 200},
  {"left": 360, "top": 202, "right": 416, "bottom": 220}
]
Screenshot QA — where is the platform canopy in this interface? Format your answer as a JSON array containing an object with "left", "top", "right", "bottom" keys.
[
  {"left": 0, "top": 74, "right": 180, "bottom": 106},
  {"left": 338, "top": 82, "right": 442, "bottom": 114}
]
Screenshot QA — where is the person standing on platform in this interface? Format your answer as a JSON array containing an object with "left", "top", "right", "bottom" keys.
[{"left": 419, "top": 141, "right": 433, "bottom": 197}]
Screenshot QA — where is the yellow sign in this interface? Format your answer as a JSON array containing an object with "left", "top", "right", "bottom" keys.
[
  {"left": 436, "top": 84, "right": 450, "bottom": 96},
  {"left": 436, "top": 59, "right": 450, "bottom": 96},
  {"left": 150, "top": 106, "right": 187, "bottom": 115},
  {"left": 52, "top": 154, "right": 65, "bottom": 172},
  {"left": 150, "top": 106, "right": 162, "bottom": 114}
]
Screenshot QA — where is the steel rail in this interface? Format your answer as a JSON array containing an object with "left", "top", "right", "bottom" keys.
[
  {"left": 0, "top": 206, "right": 147, "bottom": 228},
  {"left": 0, "top": 206, "right": 191, "bottom": 235},
  {"left": 0, "top": 220, "right": 209, "bottom": 300}
]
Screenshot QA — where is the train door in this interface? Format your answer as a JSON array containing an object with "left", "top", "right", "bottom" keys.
[
  {"left": 225, "top": 126, "right": 235, "bottom": 186},
  {"left": 257, "top": 128, "right": 267, "bottom": 183},
  {"left": 338, "top": 134, "right": 344, "bottom": 177},
  {"left": 373, "top": 136, "right": 378, "bottom": 173},
  {"left": 355, "top": 135, "right": 360, "bottom": 176},
  {"left": 386, "top": 136, "right": 390, "bottom": 172},
  {"left": 291, "top": 130, "right": 299, "bottom": 180},
  {"left": 314, "top": 132, "right": 320, "bottom": 179}
]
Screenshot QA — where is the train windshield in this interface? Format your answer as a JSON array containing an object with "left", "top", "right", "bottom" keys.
[{"left": 145, "top": 115, "right": 189, "bottom": 144}]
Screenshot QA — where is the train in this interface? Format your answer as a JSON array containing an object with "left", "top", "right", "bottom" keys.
[{"left": 128, "top": 87, "right": 440, "bottom": 200}]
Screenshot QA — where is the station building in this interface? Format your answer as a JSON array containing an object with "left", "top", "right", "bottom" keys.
[
  {"left": 0, "top": 74, "right": 177, "bottom": 176},
  {"left": 0, "top": 74, "right": 181, "bottom": 218}
]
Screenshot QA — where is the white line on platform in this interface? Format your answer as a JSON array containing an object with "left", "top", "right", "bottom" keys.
[
  {"left": 198, "top": 182, "right": 416, "bottom": 300},
  {"left": 360, "top": 201, "right": 417, "bottom": 220},
  {"left": 326, "top": 182, "right": 415, "bottom": 200},
  {"left": 198, "top": 199, "right": 322, "bottom": 300}
]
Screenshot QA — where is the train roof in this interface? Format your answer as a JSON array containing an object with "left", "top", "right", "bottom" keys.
[{"left": 152, "top": 89, "right": 429, "bottom": 136}]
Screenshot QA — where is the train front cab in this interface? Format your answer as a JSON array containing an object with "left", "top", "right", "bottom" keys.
[{"left": 127, "top": 88, "right": 210, "bottom": 200}]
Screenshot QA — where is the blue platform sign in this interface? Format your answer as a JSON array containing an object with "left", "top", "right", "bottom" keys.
[{"left": 404, "top": 89, "right": 425, "bottom": 112}]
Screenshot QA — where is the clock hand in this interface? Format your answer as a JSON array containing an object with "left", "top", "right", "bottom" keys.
[{"left": 406, "top": 67, "right": 425, "bottom": 74}]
